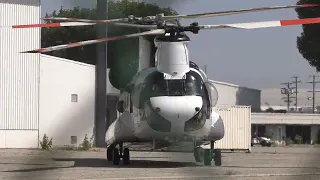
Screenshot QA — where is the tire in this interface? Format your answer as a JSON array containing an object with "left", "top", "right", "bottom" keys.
[
  {"left": 194, "top": 147, "right": 202, "bottom": 162},
  {"left": 112, "top": 148, "right": 120, "bottom": 165},
  {"left": 203, "top": 149, "right": 212, "bottom": 166},
  {"left": 266, "top": 142, "right": 272, "bottom": 147},
  {"left": 123, "top": 148, "right": 130, "bottom": 165},
  {"left": 213, "top": 149, "right": 222, "bottom": 166},
  {"left": 107, "top": 146, "right": 113, "bottom": 161}
]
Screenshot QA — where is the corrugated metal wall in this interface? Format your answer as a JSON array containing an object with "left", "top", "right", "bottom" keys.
[
  {"left": 211, "top": 81, "right": 238, "bottom": 105},
  {"left": 214, "top": 105, "right": 251, "bottom": 151},
  {"left": 211, "top": 81, "right": 261, "bottom": 112},
  {"left": 0, "top": 0, "right": 40, "bottom": 131}
]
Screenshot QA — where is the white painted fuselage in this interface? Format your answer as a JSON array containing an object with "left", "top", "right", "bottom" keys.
[{"left": 105, "top": 35, "right": 224, "bottom": 146}]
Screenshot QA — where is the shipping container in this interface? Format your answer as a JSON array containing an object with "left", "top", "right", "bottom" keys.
[
  {"left": 153, "top": 105, "right": 252, "bottom": 152},
  {"left": 213, "top": 105, "right": 251, "bottom": 152}
]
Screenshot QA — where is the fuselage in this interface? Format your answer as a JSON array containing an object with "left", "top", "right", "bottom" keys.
[
  {"left": 106, "top": 66, "right": 225, "bottom": 145},
  {"left": 105, "top": 34, "right": 224, "bottom": 146}
]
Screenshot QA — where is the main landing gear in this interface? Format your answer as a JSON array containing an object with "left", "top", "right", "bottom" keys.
[
  {"left": 193, "top": 141, "right": 222, "bottom": 166},
  {"left": 107, "top": 143, "right": 130, "bottom": 165}
]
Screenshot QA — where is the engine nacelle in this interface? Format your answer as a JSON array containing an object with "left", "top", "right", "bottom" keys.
[
  {"left": 154, "top": 35, "right": 190, "bottom": 80},
  {"left": 204, "top": 81, "right": 219, "bottom": 107}
]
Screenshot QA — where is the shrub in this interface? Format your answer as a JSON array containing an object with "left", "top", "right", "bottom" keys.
[
  {"left": 40, "top": 134, "right": 53, "bottom": 150},
  {"left": 78, "top": 134, "right": 94, "bottom": 151},
  {"left": 294, "top": 135, "right": 303, "bottom": 144}
]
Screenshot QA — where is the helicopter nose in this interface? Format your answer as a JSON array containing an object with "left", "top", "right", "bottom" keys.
[{"left": 149, "top": 96, "right": 203, "bottom": 122}]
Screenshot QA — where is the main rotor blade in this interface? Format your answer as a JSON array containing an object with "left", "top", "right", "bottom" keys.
[
  {"left": 12, "top": 22, "right": 95, "bottom": 28},
  {"left": 21, "top": 29, "right": 165, "bottom": 53},
  {"left": 32, "top": 4, "right": 318, "bottom": 29},
  {"left": 42, "top": 17, "right": 126, "bottom": 23},
  {"left": 199, "top": 17, "right": 320, "bottom": 30},
  {"left": 11, "top": 21, "right": 156, "bottom": 29},
  {"left": 42, "top": 4, "right": 317, "bottom": 25},
  {"left": 163, "top": 4, "right": 317, "bottom": 20}
]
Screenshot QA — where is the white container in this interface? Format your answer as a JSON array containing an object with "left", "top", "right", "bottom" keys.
[{"left": 213, "top": 105, "right": 251, "bottom": 151}]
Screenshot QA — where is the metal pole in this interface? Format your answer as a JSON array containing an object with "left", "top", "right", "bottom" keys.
[
  {"left": 291, "top": 76, "right": 301, "bottom": 111},
  {"left": 307, "top": 75, "right": 320, "bottom": 114},
  {"left": 312, "top": 75, "right": 315, "bottom": 113},
  {"left": 281, "top": 82, "right": 293, "bottom": 111},
  {"left": 94, "top": 0, "right": 108, "bottom": 147}
]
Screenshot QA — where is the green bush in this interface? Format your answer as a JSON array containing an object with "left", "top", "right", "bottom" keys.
[
  {"left": 78, "top": 134, "right": 94, "bottom": 151},
  {"left": 40, "top": 134, "right": 53, "bottom": 150},
  {"left": 294, "top": 135, "right": 303, "bottom": 144}
]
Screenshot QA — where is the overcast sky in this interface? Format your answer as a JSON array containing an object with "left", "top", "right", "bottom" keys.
[{"left": 41, "top": 0, "right": 320, "bottom": 90}]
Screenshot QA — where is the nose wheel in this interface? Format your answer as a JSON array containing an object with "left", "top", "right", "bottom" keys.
[
  {"left": 107, "top": 143, "right": 130, "bottom": 165},
  {"left": 193, "top": 141, "right": 222, "bottom": 166}
]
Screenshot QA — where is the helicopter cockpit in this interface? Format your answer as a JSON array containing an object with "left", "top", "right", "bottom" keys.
[{"left": 131, "top": 68, "right": 210, "bottom": 109}]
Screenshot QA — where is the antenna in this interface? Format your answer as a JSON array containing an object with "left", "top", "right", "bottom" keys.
[
  {"left": 280, "top": 82, "right": 295, "bottom": 111},
  {"left": 204, "top": 65, "right": 208, "bottom": 74},
  {"left": 291, "top": 76, "right": 302, "bottom": 111},
  {"left": 306, "top": 75, "right": 320, "bottom": 113}
]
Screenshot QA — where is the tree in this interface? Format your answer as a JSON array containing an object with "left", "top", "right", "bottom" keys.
[
  {"left": 42, "top": 0, "right": 177, "bottom": 89},
  {"left": 296, "top": 0, "right": 320, "bottom": 71}
]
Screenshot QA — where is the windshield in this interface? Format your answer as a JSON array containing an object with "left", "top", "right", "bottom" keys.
[{"left": 150, "top": 71, "right": 203, "bottom": 96}]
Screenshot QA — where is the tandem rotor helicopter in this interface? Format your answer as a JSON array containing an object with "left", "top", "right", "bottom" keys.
[{"left": 11, "top": 3, "right": 320, "bottom": 166}]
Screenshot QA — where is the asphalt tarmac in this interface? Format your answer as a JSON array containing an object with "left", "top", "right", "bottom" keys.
[{"left": 0, "top": 146, "right": 319, "bottom": 180}]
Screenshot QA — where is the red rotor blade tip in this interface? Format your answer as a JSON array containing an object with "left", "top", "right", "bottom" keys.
[{"left": 302, "top": 4, "right": 318, "bottom": 7}]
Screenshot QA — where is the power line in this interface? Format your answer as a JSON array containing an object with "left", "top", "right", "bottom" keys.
[
  {"left": 291, "top": 76, "right": 302, "bottom": 111},
  {"left": 306, "top": 75, "right": 320, "bottom": 113},
  {"left": 280, "top": 82, "right": 295, "bottom": 111}
]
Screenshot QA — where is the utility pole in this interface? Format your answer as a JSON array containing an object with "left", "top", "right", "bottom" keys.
[
  {"left": 307, "top": 75, "right": 320, "bottom": 113},
  {"left": 280, "top": 82, "right": 295, "bottom": 111},
  {"left": 291, "top": 76, "right": 302, "bottom": 111},
  {"left": 94, "top": 0, "right": 108, "bottom": 147}
]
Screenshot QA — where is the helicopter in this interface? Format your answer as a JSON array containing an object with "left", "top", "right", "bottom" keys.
[{"left": 11, "top": 3, "right": 320, "bottom": 166}]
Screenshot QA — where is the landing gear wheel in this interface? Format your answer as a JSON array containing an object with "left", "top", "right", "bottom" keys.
[
  {"left": 107, "top": 146, "right": 114, "bottom": 162},
  {"left": 193, "top": 147, "right": 202, "bottom": 162},
  {"left": 123, "top": 148, "right": 130, "bottom": 165},
  {"left": 213, "top": 149, "right": 222, "bottom": 166},
  {"left": 112, "top": 148, "right": 120, "bottom": 165},
  {"left": 203, "top": 149, "right": 212, "bottom": 166}
]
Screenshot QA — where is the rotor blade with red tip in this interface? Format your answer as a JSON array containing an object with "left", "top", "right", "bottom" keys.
[
  {"left": 199, "top": 17, "right": 320, "bottom": 30},
  {"left": 21, "top": 29, "right": 165, "bottom": 53},
  {"left": 42, "top": 4, "right": 317, "bottom": 24},
  {"left": 13, "top": 4, "right": 316, "bottom": 29}
]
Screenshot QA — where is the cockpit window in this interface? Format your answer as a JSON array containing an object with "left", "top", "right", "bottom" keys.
[
  {"left": 149, "top": 70, "right": 203, "bottom": 96},
  {"left": 167, "top": 80, "right": 184, "bottom": 96}
]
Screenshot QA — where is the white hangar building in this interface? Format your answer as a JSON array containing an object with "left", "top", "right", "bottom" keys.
[{"left": 0, "top": 0, "right": 261, "bottom": 148}]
